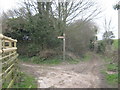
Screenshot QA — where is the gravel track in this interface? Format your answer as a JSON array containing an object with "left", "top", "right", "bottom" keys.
[{"left": 20, "top": 54, "right": 113, "bottom": 88}]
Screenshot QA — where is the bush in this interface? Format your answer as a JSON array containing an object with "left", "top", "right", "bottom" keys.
[
  {"left": 66, "top": 20, "right": 96, "bottom": 57},
  {"left": 97, "top": 42, "right": 106, "bottom": 53}
]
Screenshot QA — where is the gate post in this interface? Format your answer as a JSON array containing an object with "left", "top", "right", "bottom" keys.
[
  {"left": 118, "top": 2, "right": 120, "bottom": 88},
  {"left": 0, "top": 18, "right": 2, "bottom": 89}
]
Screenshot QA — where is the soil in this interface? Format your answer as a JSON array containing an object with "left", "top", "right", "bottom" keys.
[{"left": 19, "top": 54, "right": 116, "bottom": 88}]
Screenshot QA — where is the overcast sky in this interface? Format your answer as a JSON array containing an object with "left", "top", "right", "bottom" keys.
[
  {"left": 0, "top": 0, "right": 119, "bottom": 40},
  {"left": 95, "top": 0, "right": 118, "bottom": 40}
]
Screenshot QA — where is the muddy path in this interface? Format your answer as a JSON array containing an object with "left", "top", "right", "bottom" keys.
[{"left": 19, "top": 54, "right": 113, "bottom": 88}]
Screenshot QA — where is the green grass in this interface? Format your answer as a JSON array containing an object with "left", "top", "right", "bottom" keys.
[
  {"left": 2, "top": 71, "right": 37, "bottom": 88},
  {"left": 106, "top": 63, "right": 118, "bottom": 85},
  {"left": 101, "top": 69, "right": 118, "bottom": 86},
  {"left": 107, "top": 64, "right": 118, "bottom": 71},
  {"left": 19, "top": 52, "right": 92, "bottom": 65},
  {"left": 19, "top": 56, "right": 62, "bottom": 65},
  {"left": 20, "top": 55, "right": 79, "bottom": 65},
  {"left": 100, "top": 55, "right": 118, "bottom": 86},
  {"left": 113, "top": 39, "right": 119, "bottom": 49},
  {"left": 101, "top": 63, "right": 118, "bottom": 86},
  {"left": 106, "top": 73, "right": 118, "bottom": 85},
  {"left": 13, "top": 72, "right": 37, "bottom": 88}
]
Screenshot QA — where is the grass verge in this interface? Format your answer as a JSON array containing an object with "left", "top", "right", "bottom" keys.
[
  {"left": 19, "top": 52, "right": 92, "bottom": 65},
  {"left": 19, "top": 56, "right": 62, "bottom": 65},
  {"left": 2, "top": 71, "right": 37, "bottom": 88},
  {"left": 101, "top": 58, "right": 118, "bottom": 86},
  {"left": 113, "top": 39, "right": 119, "bottom": 49},
  {"left": 105, "top": 73, "right": 118, "bottom": 85},
  {"left": 13, "top": 71, "right": 37, "bottom": 88}
]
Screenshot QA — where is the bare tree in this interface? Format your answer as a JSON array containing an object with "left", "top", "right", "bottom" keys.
[
  {"left": 15, "top": 0, "right": 101, "bottom": 32},
  {"left": 102, "top": 18, "right": 115, "bottom": 40},
  {"left": 52, "top": 0, "right": 101, "bottom": 24},
  {"left": 45, "top": 0, "right": 101, "bottom": 35}
]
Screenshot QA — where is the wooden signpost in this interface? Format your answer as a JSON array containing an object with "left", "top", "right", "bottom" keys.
[{"left": 58, "top": 33, "right": 66, "bottom": 61}]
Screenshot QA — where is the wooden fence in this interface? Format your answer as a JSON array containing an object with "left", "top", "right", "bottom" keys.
[{"left": 0, "top": 34, "right": 18, "bottom": 88}]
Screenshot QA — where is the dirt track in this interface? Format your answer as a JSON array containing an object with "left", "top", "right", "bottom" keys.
[{"left": 20, "top": 54, "right": 113, "bottom": 88}]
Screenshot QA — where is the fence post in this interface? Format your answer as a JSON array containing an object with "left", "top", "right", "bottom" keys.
[
  {"left": 0, "top": 20, "right": 2, "bottom": 89},
  {"left": 118, "top": 3, "right": 120, "bottom": 87}
]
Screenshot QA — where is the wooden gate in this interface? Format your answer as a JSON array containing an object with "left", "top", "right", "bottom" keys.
[{"left": 0, "top": 34, "right": 18, "bottom": 88}]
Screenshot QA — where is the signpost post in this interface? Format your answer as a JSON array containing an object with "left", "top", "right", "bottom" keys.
[{"left": 58, "top": 33, "right": 66, "bottom": 61}]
